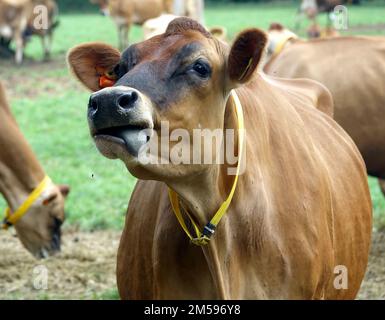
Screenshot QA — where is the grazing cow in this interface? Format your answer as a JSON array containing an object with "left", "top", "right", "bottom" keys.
[
  {"left": 0, "top": 0, "right": 58, "bottom": 64},
  {"left": 264, "top": 25, "right": 385, "bottom": 199},
  {"left": 0, "top": 36, "right": 13, "bottom": 58},
  {"left": 68, "top": 18, "right": 371, "bottom": 299},
  {"left": 0, "top": 81, "right": 69, "bottom": 258}
]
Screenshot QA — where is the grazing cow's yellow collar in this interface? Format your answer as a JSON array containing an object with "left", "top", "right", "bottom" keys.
[
  {"left": 2, "top": 176, "right": 51, "bottom": 230},
  {"left": 168, "top": 90, "right": 245, "bottom": 246}
]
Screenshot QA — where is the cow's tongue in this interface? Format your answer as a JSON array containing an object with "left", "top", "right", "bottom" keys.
[{"left": 116, "top": 128, "right": 149, "bottom": 156}]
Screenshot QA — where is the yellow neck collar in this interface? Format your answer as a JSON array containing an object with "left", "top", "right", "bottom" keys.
[
  {"left": 273, "top": 35, "right": 295, "bottom": 57},
  {"left": 2, "top": 176, "right": 51, "bottom": 230},
  {"left": 168, "top": 90, "right": 245, "bottom": 246}
]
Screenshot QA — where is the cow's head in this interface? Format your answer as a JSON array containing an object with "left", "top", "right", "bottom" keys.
[
  {"left": 0, "top": 81, "right": 70, "bottom": 259},
  {"left": 265, "top": 23, "right": 298, "bottom": 60},
  {"left": 68, "top": 18, "right": 267, "bottom": 181},
  {"left": 13, "top": 183, "right": 70, "bottom": 259}
]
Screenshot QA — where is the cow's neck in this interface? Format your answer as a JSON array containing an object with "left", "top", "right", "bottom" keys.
[
  {"left": 166, "top": 92, "right": 242, "bottom": 299},
  {"left": 0, "top": 104, "right": 45, "bottom": 212},
  {"left": 167, "top": 94, "right": 239, "bottom": 230}
]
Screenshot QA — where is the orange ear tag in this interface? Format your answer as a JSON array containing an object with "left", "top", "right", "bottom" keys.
[{"left": 99, "top": 75, "right": 116, "bottom": 89}]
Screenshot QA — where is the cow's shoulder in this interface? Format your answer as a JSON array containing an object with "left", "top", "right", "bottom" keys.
[{"left": 261, "top": 74, "right": 334, "bottom": 118}]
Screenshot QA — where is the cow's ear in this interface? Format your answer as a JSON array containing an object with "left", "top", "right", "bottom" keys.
[
  {"left": 67, "top": 42, "right": 120, "bottom": 92},
  {"left": 58, "top": 185, "right": 70, "bottom": 198},
  {"left": 227, "top": 29, "right": 267, "bottom": 86}
]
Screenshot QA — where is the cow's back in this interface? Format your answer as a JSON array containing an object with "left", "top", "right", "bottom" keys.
[
  {"left": 240, "top": 76, "right": 372, "bottom": 299},
  {"left": 265, "top": 36, "right": 385, "bottom": 178},
  {"left": 275, "top": 79, "right": 372, "bottom": 298}
]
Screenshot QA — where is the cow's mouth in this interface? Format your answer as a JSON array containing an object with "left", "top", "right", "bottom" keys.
[{"left": 93, "top": 125, "right": 152, "bottom": 157}]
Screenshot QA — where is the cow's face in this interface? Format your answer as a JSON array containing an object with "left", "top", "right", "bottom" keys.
[
  {"left": 68, "top": 18, "right": 267, "bottom": 181},
  {"left": 14, "top": 183, "right": 69, "bottom": 259}
]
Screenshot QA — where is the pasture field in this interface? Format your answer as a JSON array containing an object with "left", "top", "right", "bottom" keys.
[{"left": 0, "top": 1, "right": 384, "bottom": 299}]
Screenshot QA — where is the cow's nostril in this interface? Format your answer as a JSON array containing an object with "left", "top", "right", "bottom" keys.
[
  {"left": 89, "top": 96, "right": 98, "bottom": 112},
  {"left": 117, "top": 91, "right": 138, "bottom": 110}
]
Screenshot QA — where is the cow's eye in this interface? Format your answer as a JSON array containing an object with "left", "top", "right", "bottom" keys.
[
  {"left": 192, "top": 61, "right": 211, "bottom": 78},
  {"left": 113, "top": 64, "right": 123, "bottom": 78}
]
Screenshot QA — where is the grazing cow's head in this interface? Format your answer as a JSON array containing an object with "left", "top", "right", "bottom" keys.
[
  {"left": 13, "top": 183, "right": 70, "bottom": 259},
  {"left": 68, "top": 18, "right": 267, "bottom": 181},
  {"left": 0, "top": 82, "right": 70, "bottom": 259}
]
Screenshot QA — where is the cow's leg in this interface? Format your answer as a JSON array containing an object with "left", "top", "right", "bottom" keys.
[
  {"left": 0, "top": 37, "right": 14, "bottom": 58},
  {"left": 173, "top": 0, "right": 186, "bottom": 15},
  {"left": 122, "top": 24, "right": 130, "bottom": 50},
  {"left": 379, "top": 179, "right": 385, "bottom": 198},
  {"left": 41, "top": 34, "right": 52, "bottom": 61},
  {"left": 164, "top": 0, "right": 174, "bottom": 13},
  {"left": 117, "top": 25, "right": 125, "bottom": 51},
  {"left": 326, "top": 11, "right": 331, "bottom": 27},
  {"left": 294, "top": 11, "right": 304, "bottom": 31},
  {"left": 186, "top": 0, "right": 205, "bottom": 24},
  {"left": 14, "top": 34, "right": 24, "bottom": 65}
]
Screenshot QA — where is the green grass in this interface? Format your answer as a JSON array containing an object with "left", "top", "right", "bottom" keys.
[
  {"left": 4, "top": 288, "right": 121, "bottom": 300},
  {"left": 369, "top": 177, "right": 385, "bottom": 230},
  {"left": 1, "top": 2, "right": 385, "bottom": 231}
]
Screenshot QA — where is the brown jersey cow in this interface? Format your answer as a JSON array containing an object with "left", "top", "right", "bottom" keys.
[
  {"left": 265, "top": 27, "right": 385, "bottom": 198},
  {"left": 0, "top": 0, "right": 32, "bottom": 64},
  {"left": 0, "top": 0, "right": 58, "bottom": 64},
  {"left": 68, "top": 18, "right": 371, "bottom": 299},
  {"left": 26, "top": 0, "right": 59, "bottom": 61}
]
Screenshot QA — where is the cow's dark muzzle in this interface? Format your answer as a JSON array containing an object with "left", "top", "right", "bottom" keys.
[{"left": 88, "top": 87, "right": 153, "bottom": 157}]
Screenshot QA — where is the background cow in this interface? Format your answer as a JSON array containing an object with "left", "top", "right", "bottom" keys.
[
  {"left": 264, "top": 26, "right": 385, "bottom": 200},
  {"left": 0, "top": 0, "right": 32, "bottom": 64},
  {"left": 90, "top": 0, "right": 174, "bottom": 49},
  {"left": 0, "top": 0, "right": 58, "bottom": 64},
  {"left": 90, "top": 0, "right": 204, "bottom": 49},
  {"left": 0, "top": 81, "right": 69, "bottom": 258},
  {"left": 296, "top": 0, "right": 344, "bottom": 29},
  {"left": 295, "top": 0, "right": 353, "bottom": 38},
  {"left": 68, "top": 18, "right": 371, "bottom": 299},
  {"left": 173, "top": 0, "right": 204, "bottom": 24},
  {"left": 25, "top": 0, "right": 59, "bottom": 61}
]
